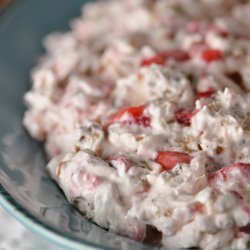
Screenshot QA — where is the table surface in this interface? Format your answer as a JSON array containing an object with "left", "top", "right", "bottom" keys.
[{"left": 0, "top": 205, "right": 61, "bottom": 250}]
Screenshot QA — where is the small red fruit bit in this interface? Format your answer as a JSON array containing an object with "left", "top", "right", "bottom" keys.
[
  {"left": 140, "top": 54, "right": 166, "bottom": 67},
  {"left": 196, "top": 88, "right": 216, "bottom": 99},
  {"left": 140, "top": 50, "right": 190, "bottom": 67},
  {"left": 107, "top": 105, "right": 151, "bottom": 127},
  {"left": 155, "top": 151, "right": 192, "bottom": 170},
  {"left": 201, "top": 49, "right": 222, "bottom": 63},
  {"left": 209, "top": 163, "right": 250, "bottom": 184},
  {"left": 112, "top": 105, "right": 145, "bottom": 121},
  {"left": 174, "top": 109, "right": 196, "bottom": 126}
]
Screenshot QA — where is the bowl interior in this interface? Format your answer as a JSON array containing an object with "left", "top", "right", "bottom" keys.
[{"left": 0, "top": 1, "right": 155, "bottom": 249}]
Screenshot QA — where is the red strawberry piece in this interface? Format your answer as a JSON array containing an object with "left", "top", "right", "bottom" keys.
[
  {"left": 107, "top": 105, "right": 151, "bottom": 127},
  {"left": 201, "top": 49, "right": 222, "bottom": 63},
  {"left": 174, "top": 109, "right": 197, "bottom": 126},
  {"left": 196, "top": 88, "right": 216, "bottom": 99},
  {"left": 155, "top": 151, "right": 192, "bottom": 171},
  {"left": 209, "top": 163, "right": 250, "bottom": 186},
  {"left": 140, "top": 50, "right": 190, "bottom": 67}
]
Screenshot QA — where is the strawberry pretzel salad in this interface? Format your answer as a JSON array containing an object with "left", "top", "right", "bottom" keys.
[{"left": 23, "top": 0, "right": 250, "bottom": 249}]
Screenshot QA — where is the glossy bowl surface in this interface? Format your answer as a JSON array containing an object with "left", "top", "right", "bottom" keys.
[{"left": 0, "top": 1, "right": 155, "bottom": 249}]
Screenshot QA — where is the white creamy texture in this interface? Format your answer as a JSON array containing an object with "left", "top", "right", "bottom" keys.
[
  {"left": 23, "top": 0, "right": 250, "bottom": 249},
  {"left": 113, "top": 66, "right": 195, "bottom": 107}
]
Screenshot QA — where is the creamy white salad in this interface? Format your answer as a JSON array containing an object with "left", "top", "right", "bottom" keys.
[{"left": 23, "top": 0, "right": 250, "bottom": 249}]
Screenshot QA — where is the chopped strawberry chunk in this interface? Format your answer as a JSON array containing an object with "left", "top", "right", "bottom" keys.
[
  {"left": 107, "top": 105, "right": 151, "bottom": 127},
  {"left": 209, "top": 163, "right": 250, "bottom": 185},
  {"left": 196, "top": 88, "right": 216, "bottom": 99},
  {"left": 140, "top": 54, "right": 166, "bottom": 67},
  {"left": 201, "top": 49, "right": 222, "bottom": 63},
  {"left": 134, "top": 116, "right": 151, "bottom": 127},
  {"left": 112, "top": 105, "right": 145, "bottom": 121},
  {"left": 140, "top": 50, "right": 190, "bottom": 67},
  {"left": 174, "top": 109, "right": 196, "bottom": 126},
  {"left": 155, "top": 151, "right": 192, "bottom": 170}
]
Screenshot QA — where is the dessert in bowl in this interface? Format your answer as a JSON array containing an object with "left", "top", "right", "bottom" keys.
[{"left": 2, "top": 0, "right": 250, "bottom": 249}]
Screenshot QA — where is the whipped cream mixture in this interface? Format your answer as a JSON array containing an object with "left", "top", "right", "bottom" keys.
[{"left": 23, "top": 0, "right": 250, "bottom": 249}]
